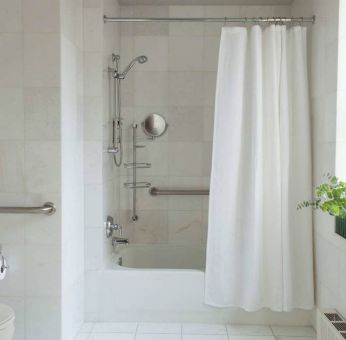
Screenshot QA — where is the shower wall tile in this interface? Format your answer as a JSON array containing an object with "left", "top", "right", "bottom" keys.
[
  {"left": 167, "top": 178, "right": 204, "bottom": 211},
  {"left": 25, "top": 297, "right": 61, "bottom": 340},
  {"left": 23, "top": 0, "right": 60, "bottom": 33},
  {"left": 134, "top": 36, "right": 169, "bottom": 71},
  {"left": 84, "top": 96, "right": 103, "bottom": 141},
  {"left": 0, "top": 142, "right": 25, "bottom": 193},
  {"left": 134, "top": 71, "right": 169, "bottom": 106},
  {"left": 0, "top": 0, "right": 22, "bottom": 33},
  {"left": 85, "top": 184, "right": 103, "bottom": 227},
  {"left": 168, "top": 143, "right": 203, "bottom": 177},
  {"left": 135, "top": 177, "right": 168, "bottom": 211},
  {"left": 0, "top": 88, "right": 24, "bottom": 140},
  {"left": 84, "top": 52, "right": 103, "bottom": 96},
  {"left": 239, "top": 5, "right": 275, "bottom": 17},
  {"left": 23, "top": 33, "right": 60, "bottom": 87},
  {"left": 139, "top": 142, "right": 169, "bottom": 176},
  {"left": 85, "top": 227, "right": 103, "bottom": 270},
  {"left": 24, "top": 87, "right": 60, "bottom": 141},
  {"left": 121, "top": 74, "right": 134, "bottom": 107},
  {"left": 169, "top": 37, "right": 204, "bottom": 71},
  {"left": 169, "top": 6, "right": 204, "bottom": 37},
  {"left": 84, "top": 141, "right": 103, "bottom": 185},
  {"left": 203, "top": 72, "right": 217, "bottom": 107},
  {"left": 24, "top": 245, "right": 61, "bottom": 297},
  {"left": 133, "top": 211, "right": 168, "bottom": 244},
  {"left": 168, "top": 107, "right": 204, "bottom": 142},
  {"left": 202, "top": 142, "right": 213, "bottom": 176},
  {"left": 24, "top": 141, "right": 61, "bottom": 193},
  {"left": 84, "top": 0, "right": 103, "bottom": 8},
  {"left": 133, "top": 6, "right": 169, "bottom": 36},
  {"left": 83, "top": 7, "right": 103, "bottom": 52},
  {"left": 0, "top": 33, "right": 23, "bottom": 87},
  {"left": 168, "top": 72, "right": 204, "bottom": 106},
  {"left": 203, "top": 107, "right": 214, "bottom": 142},
  {"left": 203, "top": 37, "right": 220, "bottom": 72},
  {"left": 168, "top": 211, "right": 203, "bottom": 245}
]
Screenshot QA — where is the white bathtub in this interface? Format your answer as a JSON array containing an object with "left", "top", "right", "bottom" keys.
[{"left": 94, "top": 244, "right": 313, "bottom": 324}]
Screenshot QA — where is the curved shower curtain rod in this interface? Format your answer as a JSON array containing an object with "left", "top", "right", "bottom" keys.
[{"left": 104, "top": 15, "right": 315, "bottom": 24}]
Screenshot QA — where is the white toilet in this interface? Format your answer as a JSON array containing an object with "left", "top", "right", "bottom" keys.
[{"left": 0, "top": 304, "right": 15, "bottom": 340}]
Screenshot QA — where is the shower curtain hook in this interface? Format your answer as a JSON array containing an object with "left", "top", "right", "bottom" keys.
[{"left": 223, "top": 16, "right": 227, "bottom": 27}]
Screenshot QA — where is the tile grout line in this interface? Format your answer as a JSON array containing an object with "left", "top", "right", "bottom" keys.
[{"left": 134, "top": 322, "right": 139, "bottom": 340}]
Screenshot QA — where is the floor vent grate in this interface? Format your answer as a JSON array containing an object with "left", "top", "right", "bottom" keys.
[
  {"left": 318, "top": 309, "right": 346, "bottom": 340},
  {"left": 333, "top": 323, "right": 346, "bottom": 332},
  {"left": 326, "top": 313, "right": 343, "bottom": 322}
]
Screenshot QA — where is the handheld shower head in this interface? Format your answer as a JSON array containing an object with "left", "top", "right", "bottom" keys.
[
  {"left": 120, "top": 55, "right": 148, "bottom": 78},
  {"left": 137, "top": 55, "right": 148, "bottom": 64}
]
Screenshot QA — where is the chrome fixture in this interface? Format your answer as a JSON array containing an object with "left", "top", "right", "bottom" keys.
[
  {"left": 104, "top": 15, "right": 316, "bottom": 24},
  {"left": 142, "top": 113, "right": 168, "bottom": 138},
  {"left": 0, "top": 254, "right": 8, "bottom": 275},
  {"left": 124, "top": 124, "right": 151, "bottom": 221},
  {"left": 107, "top": 54, "right": 148, "bottom": 167},
  {"left": 112, "top": 237, "right": 129, "bottom": 247},
  {"left": 0, "top": 202, "right": 56, "bottom": 215},
  {"left": 113, "top": 56, "right": 148, "bottom": 80},
  {"left": 105, "top": 216, "right": 122, "bottom": 238},
  {"left": 150, "top": 187, "right": 209, "bottom": 196}
]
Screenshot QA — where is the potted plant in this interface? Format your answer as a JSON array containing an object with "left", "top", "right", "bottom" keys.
[{"left": 298, "top": 175, "right": 346, "bottom": 238}]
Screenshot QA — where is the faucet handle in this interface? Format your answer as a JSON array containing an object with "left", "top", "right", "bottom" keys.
[{"left": 105, "top": 216, "right": 121, "bottom": 238}]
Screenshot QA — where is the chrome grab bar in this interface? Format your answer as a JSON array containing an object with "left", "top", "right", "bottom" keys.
[
  {"left": 0, "top": 202, "right": 56, "bottom": 215},
  {"left": 149, "top": 187, "right": 209, "bottom": 196}
]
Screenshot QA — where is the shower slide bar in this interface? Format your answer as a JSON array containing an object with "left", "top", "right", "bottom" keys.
[
  {"left": 0, "top": 202, "right": 56, "bottom": 216},
  {"left": 104, "top": 15, "right": 315, "bottom": 24},
  {"left": 149, "top": 187, "right": 209, "bottom": 196}
]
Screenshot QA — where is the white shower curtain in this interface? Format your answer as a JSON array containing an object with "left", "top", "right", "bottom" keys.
[{"left": 205, "top": 25, "right": 314, "bottom": 312}]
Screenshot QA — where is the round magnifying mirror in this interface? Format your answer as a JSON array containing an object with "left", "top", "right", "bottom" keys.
[{"left": 141, "top": 113, "right": 168, "bottom": 138}]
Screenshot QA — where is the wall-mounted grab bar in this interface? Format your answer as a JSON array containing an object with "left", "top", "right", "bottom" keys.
[
  {"left": 149, "top": 187, "right": 209, "bottom": 196},
  {"left": 0, "top": 202, "right": 56, "bottom": 215}
]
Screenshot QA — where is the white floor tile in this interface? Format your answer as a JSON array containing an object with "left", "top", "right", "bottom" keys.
[
  {"left": 182, "top": 323, "right": 227, "bottom": 335},
  {"left": 227, "top": 325, "right": 273, "bottom": 336},
  {"left": 90, "top": 334, "right": 135, "bottom": 340},
  {"left": 93, "top": 323, "right": 138, "bottom": 333},
  {"left": 137, "top": 323, "right": 181, "bottom": 334},
  {"left": 182, "top": 335, "right": 228, "bottom": 340},
  {"left": 136, "top": 334, "right": 181, "bottom": 340},
  {"left": 270, "top": 326, "right": 315, "bottom": 337}
]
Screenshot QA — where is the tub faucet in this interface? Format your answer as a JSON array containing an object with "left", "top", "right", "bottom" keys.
[{"left": 112, "top": 237, "right": 129, "bottom": 247}]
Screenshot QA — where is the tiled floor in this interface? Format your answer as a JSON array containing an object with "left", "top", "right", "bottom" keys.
[{"left": 75, "top": 323, "right": 316, "bottom": 340}]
